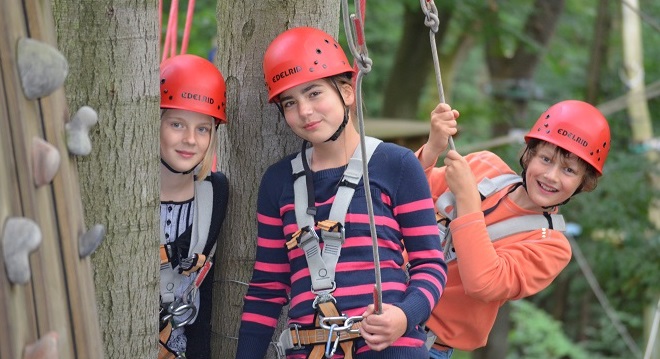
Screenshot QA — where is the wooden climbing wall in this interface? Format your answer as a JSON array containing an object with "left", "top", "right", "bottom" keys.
[{"left": 0, "top": 0, "right": 104, "bottom": 358}]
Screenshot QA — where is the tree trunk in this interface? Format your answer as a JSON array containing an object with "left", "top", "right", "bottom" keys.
[
  {"left": 53, "top": 1, "right": 160, "bottom": 358},
  {"left": 622, "top": 1, "right": 659, "bottom": 357},
  {"left": 381, "top": 2, "right": 452, "bottom": 119},
  {"left": 484, "top": 0, "right": 565, "bottom": 134},
  {"left": 213, "top": 1, "right": 341, "bottom": 358},
  {"left": 585, "top": 0, "right": 612, "bottom": 104}
]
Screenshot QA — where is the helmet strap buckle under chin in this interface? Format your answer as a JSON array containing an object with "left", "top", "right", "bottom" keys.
[{"left": 161, "top": 158, "right": 195, "bottom": 175}]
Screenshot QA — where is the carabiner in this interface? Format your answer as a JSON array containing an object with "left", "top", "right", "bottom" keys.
[{"left": 325, "top": 324, "right": 340, "bottom": 358}]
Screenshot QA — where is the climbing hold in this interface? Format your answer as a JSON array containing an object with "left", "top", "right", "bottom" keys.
[
  {"left": 23, "top": 331, "right": 58, "bottom": 359},
  {"left": 79, "top": 224, "right": 106, "bottom": 258},
  {"left": 32, "top": 137, "right": 61, "bottom": 187},
  {"left": 65, "top": 106, "right": 98, "bottom": 156},
  {"left": 2, "top": 217, "right": 42, "bottom": 284},
  {"left": 17, "top": 38, "right": 68, "bottom": 100}
]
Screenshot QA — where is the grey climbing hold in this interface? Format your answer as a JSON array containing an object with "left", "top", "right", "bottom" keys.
[
  {"left": 17, "top": 38, "right": 68, "bottom": 100},
  {"left": 79, "top": 224, "right": 105, "bottom": 258},
  {"left": 23, "top": 331, "right": 59, "bottom": 359},
  {"left": 65, "top": 106, "right": 98, "bottom": 156},
  {"left": 2, "top": 217, "right": 42, "bottom": 284},
  {"left": 32, "top": 137, "right": 61, "bottom": 187}
]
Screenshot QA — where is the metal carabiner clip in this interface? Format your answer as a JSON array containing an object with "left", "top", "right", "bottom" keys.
[
  {"left": 325, "top": 324, "right": 340, "bottom": 358},
  {"left": 168, "top": 302, "right": 197, "bottom": 329}
]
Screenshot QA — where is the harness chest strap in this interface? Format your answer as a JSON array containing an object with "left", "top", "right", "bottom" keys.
[
  {"left": 158, "top": 180, "right": 216, "bottom": 358},
  {"left": 277, "top": 137, "right": 381, "bottom": 358},
  {"left": 436, "top": 174, "right": 566, "bottom": 263},
  {"left": 289, "top": 136, "right": 381, "bottom": 293}
]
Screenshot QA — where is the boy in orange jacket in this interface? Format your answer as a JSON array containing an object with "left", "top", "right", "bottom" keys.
[{"left": 416, "top": 101, "right": 610, "bottom": 358}]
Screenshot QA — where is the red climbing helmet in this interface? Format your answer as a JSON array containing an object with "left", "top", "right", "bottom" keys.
[
  {"left": 525, "top": 100, "right": 610, "bottom": 175},
  {"left": 263, "top": 27, "right": 355, "bottom": 102},
  {"left": 160, "top": 54, "right": 227, "bottom": 124}
]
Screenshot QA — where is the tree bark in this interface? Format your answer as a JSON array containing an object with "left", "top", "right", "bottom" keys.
[
  {"left": 213, "top": 1, "right": 341, "bottom": 358},
  {"left": 53, "top": 0, "right": 160, "bottom": 358},
  {"left": 484, "top": 0, "right": 565, "bottom": 134},
  {"left": 381, "top": 2, "right": 452, "bottom": 119},
  {"left": 585, "top": 0, "right": 612, "bottom": 104}
]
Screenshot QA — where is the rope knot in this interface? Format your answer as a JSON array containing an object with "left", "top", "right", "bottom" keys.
[{"left": 421, "top": 0, "right": 440, "bottom": 33}]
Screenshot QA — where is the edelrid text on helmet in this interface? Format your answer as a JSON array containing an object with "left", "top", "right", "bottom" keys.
[
  {"left": 160, "top": 54, "right": 227, "bottom": 124},
  {"left": 525, "top": 100, "right": 610, "bottom": 175},
  {"left": 263, "top": 27, "right": 354, "bottom": 102}
]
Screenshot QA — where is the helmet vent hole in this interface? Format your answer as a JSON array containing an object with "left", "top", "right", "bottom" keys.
[
  {"left": 603, "top": 142, "right": 607, "bottom": 148},
  {"left": 324, "top": 39, "right": 330, "bottom": 44},
  {"left": 322, "top": 64, "right": 327, "bottom": 69},
  {"left": 590, "top": 151, "right": 594, "bottom": 156},
  {"left": 168, "top": 95, "right": 173, "bottom": 100},
  {"left": 316, "top": 48, "right": 322, "bottom": 54},
  {"left": 314, "top": 60, "right": 319, "bottom": 65},
  {"left": 545, "top": 130, "right": 550, "bottom": 134},
  {"left": 544, "top": 123, "right": 549, "bottom": 127},
  {"left": 545, "top": 114, "right": 550, "bottom": 119},
  {"left": 161, "top": 79, "right": 165, "bottom": 84},
  {"left": 309, "top": 68, "right": 314, "bottom": 72},
  {"left": 163, "top": 89, "right": 168, "bottom": 94}
]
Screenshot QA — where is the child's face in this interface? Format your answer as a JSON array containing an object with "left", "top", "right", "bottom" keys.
[
  {"left": 277, "top": 79, "right": 353, "bottom": 144},
  {"left": 525, "top": 142, "right": 587, "bottom": 207},
  {"left": 160, "top": 109, "right": 213, "bottom": 173}
]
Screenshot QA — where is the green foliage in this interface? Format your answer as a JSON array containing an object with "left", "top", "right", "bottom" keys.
[{"left": 508, "top": 300, "right": 590, "bottom": 359}]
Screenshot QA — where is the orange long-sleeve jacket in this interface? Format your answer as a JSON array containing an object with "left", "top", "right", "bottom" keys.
[{"left": 417, "top": 149, "right": 572, "bottom": 351}]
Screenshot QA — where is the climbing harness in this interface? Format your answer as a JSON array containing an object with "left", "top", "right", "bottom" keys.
[
  {"left": 275, "top": 136, "right": 382, "bottom": 359},
  {"left": 420, "top": 0, "right": 455, "bottom": 151},
  {"left": 424, "top": 174, "right": 566, "bottom": 350},
  {"left": 159, "top": 179, "right": 217, "bottom": 358},
  {"left": 434, "top": 173, "right": 566, "bottom": 263}
]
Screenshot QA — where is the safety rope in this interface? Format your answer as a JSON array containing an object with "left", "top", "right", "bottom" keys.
[
  {"left": 340, "top": 0, "right": 383, "bottom": 314},
  {"left": 160, "top": 0, "right": 197, "bottom": 62},
  {"left": 420, "top": 0, "right": 455, "bottom": 151},
  {"left": 567, "top": 234, "right": 643, "bottom": 357},
  {"left": 644, "top": 296, "right": 660, "bottom": 359}
]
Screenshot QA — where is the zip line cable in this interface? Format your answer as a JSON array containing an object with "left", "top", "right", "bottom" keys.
[
  {"left": 643, "top": 297, "right": 660, "bottom": 359},
  {"left": 568, "top": 235, "right": 643, "bottom": 358},
  {"left": 420, "top": 0, "right": 455, "bottom": 151},
  {"left": 340, "top": 0, "right": 383, "bottom": 314}
]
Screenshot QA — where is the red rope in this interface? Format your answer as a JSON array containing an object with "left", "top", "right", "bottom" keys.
[{"left": 161, "top": 0, "right": 196, "bottom": 62}]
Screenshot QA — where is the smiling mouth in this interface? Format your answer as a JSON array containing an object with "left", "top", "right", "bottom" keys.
[
  {"left": 538, "top": 181, "right": 558, "bottom": 193},
  {"left": 303, "top": 121, "right": 321, "bottom": 130}
]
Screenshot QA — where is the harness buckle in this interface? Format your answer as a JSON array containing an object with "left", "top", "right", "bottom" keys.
[
  {"left": 290, "top": 323, "right": 303, "bottom": 350},
  {"left": 286, "top": 225, "right": 319, "bottom": 250},
  {"left": 167, "top": 301, "right": 197, "bottom": 329},
  {"left": 312, "top": 287, "right": 337, "bottom": 308}
]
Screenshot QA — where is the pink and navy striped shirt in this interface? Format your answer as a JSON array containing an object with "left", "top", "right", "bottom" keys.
[{"left": 237, "top": 142, "right": 447, "bottom": 358}]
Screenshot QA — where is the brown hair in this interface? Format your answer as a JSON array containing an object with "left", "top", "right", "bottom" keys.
[{"left": 520, "top": 139, "right": 600, "bottom": 193}]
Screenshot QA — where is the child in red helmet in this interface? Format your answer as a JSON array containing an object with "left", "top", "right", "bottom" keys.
[
  {"left": 159, "top": 54, "right": 229, "bottom": 358},
  {"left": 236, "top": 27, "right": 447, "bottom": 359},
  {"left": 417, "top": 101, "right": 610, "bottom": 358}
]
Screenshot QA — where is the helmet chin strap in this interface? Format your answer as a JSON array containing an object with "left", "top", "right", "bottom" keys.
[
  {"left": 160, "top": 158, "right": 195, "bottom": 175},
  {"left": 325, "top": 78, "right": 350, "bottom": 142},
  {"left": 325, "top": 107, "right": 349, "bottom": 142}
]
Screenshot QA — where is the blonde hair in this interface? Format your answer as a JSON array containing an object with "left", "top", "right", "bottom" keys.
[{"left": 195, "top": 123, "right": 217, "bottom": 181}]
